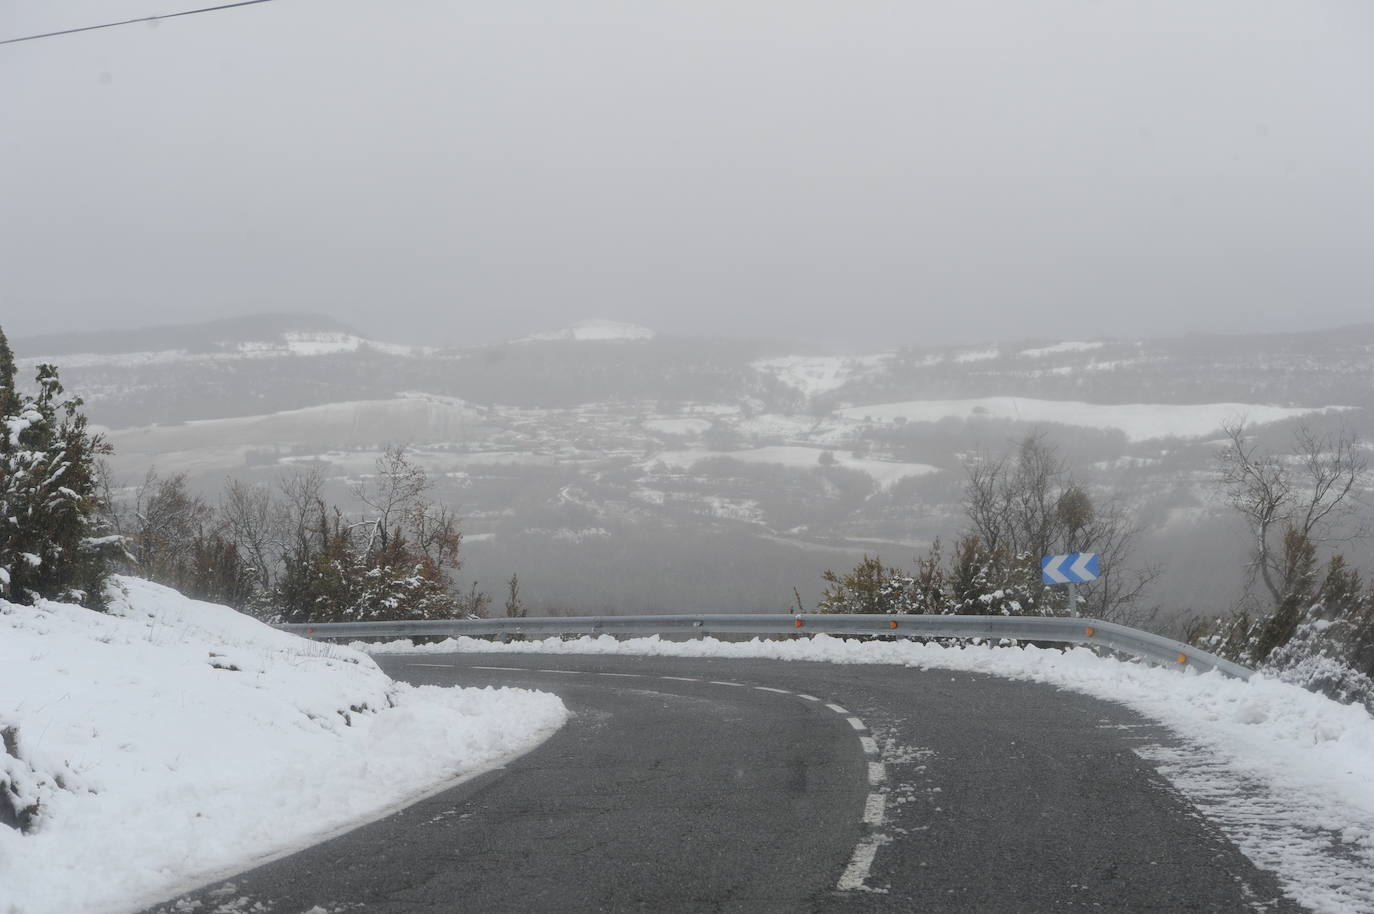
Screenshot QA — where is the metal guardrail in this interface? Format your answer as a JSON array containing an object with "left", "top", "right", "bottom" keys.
[{"left": 278, "top": 613, "right": 1253, "bottom": 680}]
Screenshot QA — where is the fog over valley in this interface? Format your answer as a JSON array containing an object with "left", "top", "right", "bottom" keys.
[{"left": 11, "top": 314, "right": 1373, "bottom": 627}]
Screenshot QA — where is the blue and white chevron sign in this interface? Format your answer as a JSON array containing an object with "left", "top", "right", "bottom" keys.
[{"left": 1041, "top": 552, "right": 1100, "bottom": 585}]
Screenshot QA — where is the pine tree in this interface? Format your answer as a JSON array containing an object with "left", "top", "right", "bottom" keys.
[{"left": 0, "top": 327, "right": 118, "bottom": 606}]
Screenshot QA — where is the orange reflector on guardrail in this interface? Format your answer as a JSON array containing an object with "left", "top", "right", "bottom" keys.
[
  {"left": 1085, "top": 626, "right": 1096, "bottom": 637},
  {"left": 1176, "top": 653, "right": 1188, "bottom": 664},
  {"left": 890, "top": 620, "right": 899, "bottom": 630},
  {"left": 795, "top": 618, "right": 804, "bottom": 628}
]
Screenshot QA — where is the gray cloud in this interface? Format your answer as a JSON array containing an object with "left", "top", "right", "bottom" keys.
[{"left": 3, "top": 0, "right": 1372, "bottom": 347}]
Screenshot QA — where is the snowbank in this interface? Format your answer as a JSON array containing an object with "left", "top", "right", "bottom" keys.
[
  {"left": 0, "top": 578, "right": 567, "bottom": 914},
  {"left": 376, "top": 634, "right": 1374, "bottom": 913}
]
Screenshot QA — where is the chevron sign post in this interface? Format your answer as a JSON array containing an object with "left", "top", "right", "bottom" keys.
[
  {"left": 1041, "top": 552, "right": 1100, "bottom": 617},
  {"left": 1041, "top": 553, "right": 1100, "bottom": 585}
]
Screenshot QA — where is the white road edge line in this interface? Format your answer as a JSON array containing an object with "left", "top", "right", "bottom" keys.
[
  {"left": 708, "top": 680, "right": 744, "bottom": 687},
  {"left": 826, "top": 703, "right": 849, "bottom": 714},
  {"left": 405, "top": 663, "right": 453, "bottom": 668},
  {"left": 797, "top": 694, "right": 820, "bottom": 702},
  {"left": 868, "top": 762, "right": 886, "bottom": 785},
  {"left": 863, "top": 793, "right": 886, "bottom": 827},
  {"left": 755, "top": 686, "right": 791, "bottom": 694},
  {"left": 846, "top": 717, "right": 867, "bottom": 731},
  {"left": 837, "top": 839, "right": 881, "bottom": 892},
  {"left": 660, "top": 676, "right": 699, "bottom": 682}
]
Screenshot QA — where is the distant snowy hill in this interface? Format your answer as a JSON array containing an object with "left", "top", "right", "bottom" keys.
[
  {"left": 14, "top": 313, "right": 360, "bottom": 358},
  {"left": 14, "top": 315, "right": 424, "bottom": 367}
]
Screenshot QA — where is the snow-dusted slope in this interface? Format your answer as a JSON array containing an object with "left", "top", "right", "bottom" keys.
[
  {"left": 750, "top": 354, "right": 891, "bottom": 399},
  {"left": 0, "top": 579, "right": 566, "bottom": 914}
]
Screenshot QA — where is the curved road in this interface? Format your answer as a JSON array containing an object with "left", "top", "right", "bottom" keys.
[{"left": 147, "top": 653, "right": 1301, "bottom": 913}]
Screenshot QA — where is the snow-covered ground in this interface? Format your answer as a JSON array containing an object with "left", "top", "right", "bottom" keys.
[
  {"left": 0, "top": 579, "right": 567, "bottom": 914},
  {"left": 375, "top": 634, "right": 1374, "bottom": 914}
]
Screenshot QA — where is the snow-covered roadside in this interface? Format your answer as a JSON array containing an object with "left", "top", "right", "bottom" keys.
[
  {"left": 374, "top": 634, "right": 1374, "bottom": 914},
  {"left": 0, "top": 578, "right": 567, "bottom": 914}
]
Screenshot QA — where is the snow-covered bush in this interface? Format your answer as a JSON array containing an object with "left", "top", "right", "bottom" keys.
[
  {"left": 1199, "top": 547, "right": 1374, "bottom": 714},
  {"left": 816, "top": 537, "right": 1058, "bottom": 617}
]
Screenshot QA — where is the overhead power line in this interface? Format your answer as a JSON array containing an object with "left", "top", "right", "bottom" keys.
[{"left": 0, "top": 0, "right": 277, "bottom": 46}]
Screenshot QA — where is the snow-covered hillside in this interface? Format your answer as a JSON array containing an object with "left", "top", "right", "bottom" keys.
[{"left": 0, "top": 579, "right": 567, "bottom": 914}]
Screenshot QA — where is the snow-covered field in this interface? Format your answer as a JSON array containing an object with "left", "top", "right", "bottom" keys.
[
  {"left": 0, "top": 579, "right": 567, "bottom": 914},
  {"left": 377, "top": 634, "right": 1374, "bottom": 914},
  {"left": 517, "top": 319, "right": 656, "bottom": 343},
  {"left": 651, "top": 445, "right": 939, "bottom": 488},
  {"left": 838, "top": 396, "right": 1345, "bottom": 443},
  {"left": 1019, "top": 340, "right": 1105, "bottom": 358}
]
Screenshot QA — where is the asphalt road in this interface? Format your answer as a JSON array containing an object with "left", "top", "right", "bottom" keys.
[{"left": 145, "top": 653, "right": 1302, "bottom": 913}]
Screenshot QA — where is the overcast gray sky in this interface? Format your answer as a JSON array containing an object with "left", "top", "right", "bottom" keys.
[{"left": 3, "top": 0, "right": 1372, "bottom": 348}]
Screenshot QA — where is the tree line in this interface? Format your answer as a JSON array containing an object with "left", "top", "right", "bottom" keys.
[
  {"left": 111, "top": 448, "right": 480, "bottom": 622},
  {"left": 812, "top": 423, "right": 1374, "bottom": 712}
]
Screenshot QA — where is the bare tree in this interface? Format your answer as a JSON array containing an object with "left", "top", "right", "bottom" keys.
[
  {"left": 504, "top": 573, "right": 527, "bottom": 618},
  {"left": 278, "top": 467, "right": 327, "bottom": 553},
  {"left": 127, "top": 469, "right": 211, "bottom": 581},
  {"left": 965, "top": 430, "right": 1067, "bottom": 560},
  {"left": 1218, "top": 420, "right": 1367, "bottom": 607},
  {"left": 964, "top": 430, "right": 1159, "bottom": 623},
  {"left": 352, "top": 446, "right": 428, "bottom": 551},
  {"left": 351, "top": 446, "right": 462, "bottom": 571},
  {"left": 220, "top": 479, "right": 280, "bottom": 595}
]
